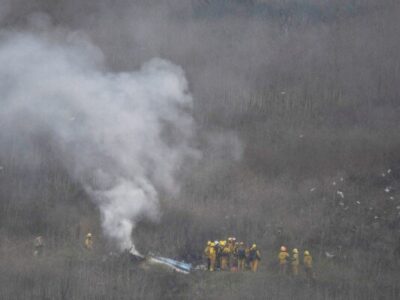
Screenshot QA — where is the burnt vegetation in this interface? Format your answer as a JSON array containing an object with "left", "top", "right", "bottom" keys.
[{"left": 1, "top": 0, "right": 400, "bottom": 299}]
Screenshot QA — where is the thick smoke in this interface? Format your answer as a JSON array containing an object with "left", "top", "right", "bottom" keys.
[{"left": 0, "top": 29, "right": 198, "bottom": 252}]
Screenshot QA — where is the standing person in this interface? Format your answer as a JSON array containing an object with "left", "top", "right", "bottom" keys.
[
  {"left": 226, "top": 238, "right": 232, "bottom": 268},
  {"left": 220, "top": 241, "right": 230, "bottom": 271},
  {"left": 209, "top": 242, "right": 217, "bottom": 271},
  {"left": 214, "top": 241, "right": 221, "bottom": 271},
  {"left": 204, "top": 241, "right": 212, "bottom": 270},
  {"left": 227, "top": 237, "right": 233, "bottom": 248},
  {"left": 230, "top": 238, "right": 238, "bottom": 272},
  {"left": 248, "top": 244, "right": 261, "bottom": 272},
  {"left": 278, "top": 246, "right": 289, "bottom": 274},
  {"left": 237, "top": 242, "right": 246, "bottom": 271},
  {"left": 291, "top": 248, "right": 300, "bottom": 276},
  {"left": 85, "top": 232, "right": 93, "bottom": 250},
  {"left": 245, "top": 244, "right": 251, "bottom": 270},
  {"left": 33, "top": 236, "right": 44, "bottom": 257},
  {"left": 303, "top": 250, "right": 314, "bottom": 281}
]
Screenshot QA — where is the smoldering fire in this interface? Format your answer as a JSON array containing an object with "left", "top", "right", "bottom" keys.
[{"left": 0, "top": 29, "right": 199, "bottom": 252}]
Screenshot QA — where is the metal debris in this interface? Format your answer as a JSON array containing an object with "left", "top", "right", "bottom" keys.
[{"left": 325, "top": 251, "right": 335, "bottom": 258}]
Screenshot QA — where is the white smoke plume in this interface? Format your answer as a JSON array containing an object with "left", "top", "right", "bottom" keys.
[{"left": 0, "top": 29, "right": 199, "bottom": 253}]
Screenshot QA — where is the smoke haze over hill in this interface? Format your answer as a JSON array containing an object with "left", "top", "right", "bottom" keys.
[
  {"left": 0, "top": 28, "right": 199, "bottom": 252},
  {"left": 1, "top": 1, "right": 400, "bottom": 299}
]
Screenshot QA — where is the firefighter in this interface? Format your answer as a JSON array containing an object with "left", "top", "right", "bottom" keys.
[
  {"left": 291, "top": 248, "right": 299, "bottom": 276},
  {"left": 237, "top": 242, "right": 246, "bottom": 271},
  {"left": 248, "top": 244, "right": 261, "bottom": 272},
  {"left": 214, "top": 241, "right": 221, "bottom": 270},
  {"left": 209, "top": 242, "right": 217, "bottom": 271},
  {"left": 220, "top": 240, "right": 230, "bottom": 271},
  {"left": 227, "top": 237, "right": 235, "bottom": 253},
  {"left": 303, "top": 250, "right": 314, "bottom": 280},
  {"left": 245, "top": 244, "right": 251, "bottom": 270},
  {"left": 226, "top": 237, "right": 232, "bottom": 268},
  {"left": 85, "top": 232, "right": 93, "bottom": 250},
  {"left": 204, "top": 241, "right": 212, "bottom": 270},
  {"left": 278, "top": 246, "right": 289, "bottom": 274},
  {"left": 33, "top": 236, "right": 44, "bottom": 257},
  {"left": 231, "top": 237, "right": 237, "bottom": 247},
  {"left": 230, "top": 237, "right": 238, "bottom": 271}
]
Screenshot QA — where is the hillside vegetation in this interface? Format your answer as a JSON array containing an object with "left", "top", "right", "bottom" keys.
[{"left": 1, "top": 1, "right": 400, "bottom": 299}]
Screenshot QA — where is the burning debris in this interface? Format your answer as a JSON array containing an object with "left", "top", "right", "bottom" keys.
[{"left": 129, "top": 251, "right": 192, "bottom": 274}]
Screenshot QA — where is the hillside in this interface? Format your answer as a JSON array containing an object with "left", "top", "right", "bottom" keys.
[{"left": 1, "top": 1, "right": 400, "bottom": 299}]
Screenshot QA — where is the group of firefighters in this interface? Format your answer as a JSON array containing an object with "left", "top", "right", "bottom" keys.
[
  {"left": 278, "top": 246, "right": 314, "bottom": 278},
  {"left": 204, "top": 237, "right": 261, "bottom": 272},
  {"left": 34, "top": 234, "right": 313, "bottom": 278},
  {"left": 203, "top": 238, "right": 314, "bottom": 278}
]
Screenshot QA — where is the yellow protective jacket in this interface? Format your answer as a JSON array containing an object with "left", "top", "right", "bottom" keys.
[
  {"left": 230, "top": 245, "right": 238, "bottom": 257},
  {"left": 85, "top": 237, "right": 93, "bottom": 249},
  {"left": 292, "top": 253, "right": 299, "bottom": 265},
  {"left": 204, "top": 246, "right": 211, "bottom": 258},
  {"left": 304, "top": 255, "right": 313, "bottom": 268},
  {"left": 228, "top": 243, "right": 236, "bottom": 254},
  {"left": 278, "top": 251, "right": 289, "bottom": 264},
  {"left": 209, "top": 246, "right": 216, "bottom": 259},
  {"left": 221, "top": 246, "right": 231, "bottom": 257}
]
